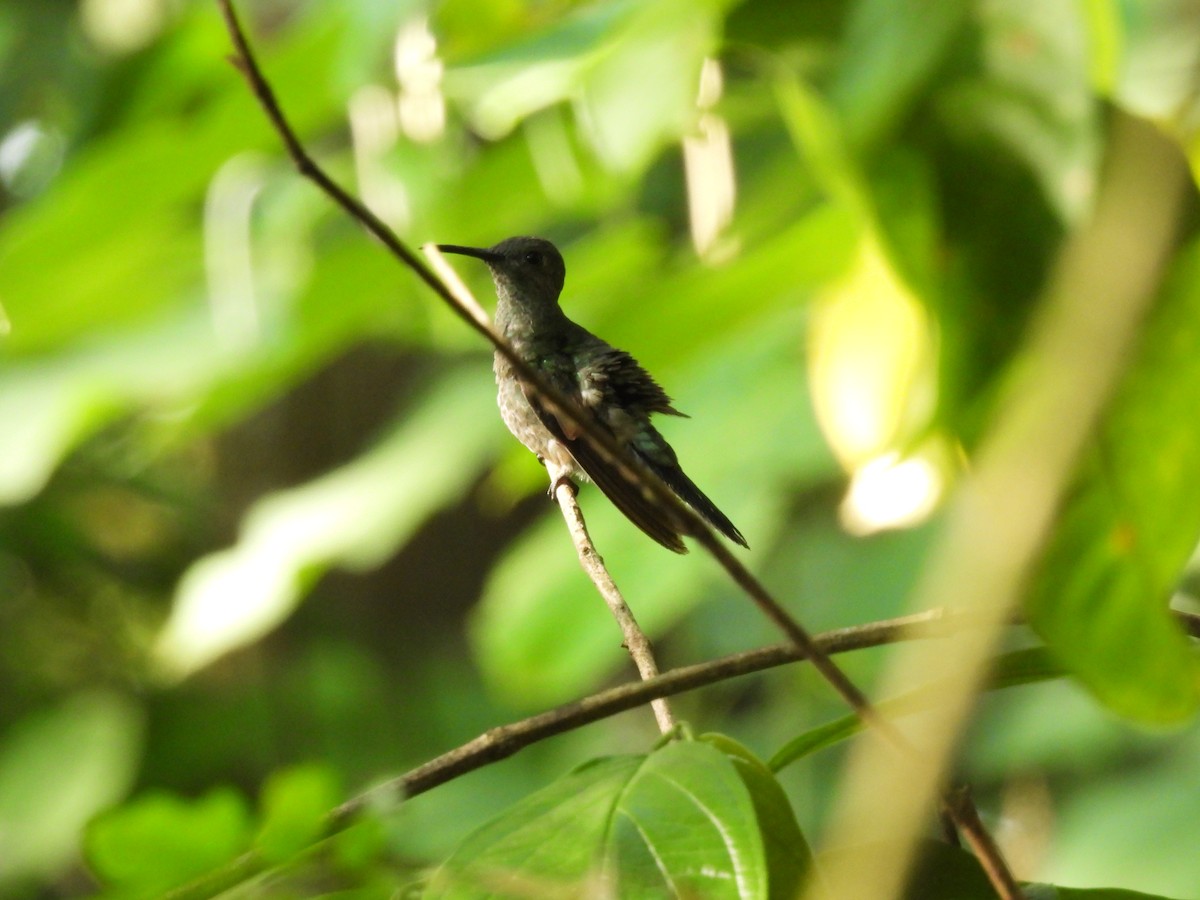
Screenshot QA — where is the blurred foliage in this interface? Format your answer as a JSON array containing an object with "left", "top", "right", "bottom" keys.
[{"left": 1, "top": 0, "right": 1200, "bottom": 897}]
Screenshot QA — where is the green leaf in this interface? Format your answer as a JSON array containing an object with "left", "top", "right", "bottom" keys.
[
  {"left": 769, "top": 648, "right": 1068, "bottom": 771},
  {"left": 255, "top": 763, "right": 342, "bottom": 864},
  {"left": 427, "top": 741, "right": 769, "bottom": 899},
  {"left": 831, "top": 0, "right": 970, "bottom": 150},
  {"left": 700, "top": 734, "right": 812, "bottom": 898},
  {"left": 1027, "top": 239, "right": 1200, "bottom": 723},
  {"left": 572, "top": 0, "right": 720, "bottom": 172},
  {"left": 85, "top": 787, "right": 252, "bottom": 896},
  {"left": 936, "top": 0, "right": 1101, "bottom": 223},
  {"left": 0, "top": 692, "right": 143, "bottom": 888},
  {"left": 444, "top": 0, "right": 727, "bottom": 172},
  {"left": 1029, "top": 885, "right": 1188, "bottom": 900}
]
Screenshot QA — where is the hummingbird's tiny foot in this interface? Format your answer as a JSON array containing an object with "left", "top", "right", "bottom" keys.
[{"left": 548, "top": 473, "right": 577, "bottom": 499}]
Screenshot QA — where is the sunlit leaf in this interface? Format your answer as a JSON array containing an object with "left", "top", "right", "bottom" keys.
[
  {"left": 86, "top": 787, "right": 251, "bottom": 896},
  {"left": 0, "top": 692, "right": 143, "bottom": 888},
  {"left": 444, "top": 0, "right": 727, "bottom": 172},
  {"left": 700, "top": 734, "right": 812, "bottom": 898},
  {"left": 154, "top": 369, "right": 505, "bottom": 678},
  {"left": 427, "top": 741, "right": 770, "bottom": 899},
  {"left": 255, "top": 763, "right": 342, "bottom": 864}
]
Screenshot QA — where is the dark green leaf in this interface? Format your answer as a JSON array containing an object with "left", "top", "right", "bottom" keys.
[
  {"left": 770, "top": 648, "right": 1069, "bottom": 771},
  {"left": 1027, "top": 239, "right": 1200, "bottom": 723},
  {"left": 831, "top": 0, "right": 970, "bottom": 149}
]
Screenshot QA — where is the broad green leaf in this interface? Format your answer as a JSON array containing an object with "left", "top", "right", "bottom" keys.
[
  {"left": 831, "top": 0, "right": 970, "bottom": 150},
  {"left": 85, "top": 787, "right": 252, "bottom": 897},
  {"left": 443, "top": 0, "right": 726, "bottom": 172},
  {"left": 1027, "top": 240, "right": 1200, "bottom": 723},
  {"left": 255, "top": 763, "right": 342, "bottom": 864},
  {"left": 700, "top": 734, "right": 812, "bottom": 898},
  {"left": 1029, "top": 886, "right": 1187, "bottom": 900},
  {"left": 1101, "top": 0, "right": 1200, "bottom": 168},
  {"left": 0, "top": 692, "right": 143, "bottom": 888},
  {"left": 936, "top": 0, "right": 1101, "bottom": 223},
  {"left": 769, "top": 648, "right": 1068, "bottom": 771},
  {"left": 573, "top": 0, "right": 719, "bottom": 172},
  {"left": 427, "top": 741, "right": 769, "bottom": 899}
]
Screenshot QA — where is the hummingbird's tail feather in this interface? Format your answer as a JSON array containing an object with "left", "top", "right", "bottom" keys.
[
  {"left": 642, "top": 455, "right": 749, "bottom": 549},
  {"left": 565, "top": 437, "right": 689, "bottom": 553}
]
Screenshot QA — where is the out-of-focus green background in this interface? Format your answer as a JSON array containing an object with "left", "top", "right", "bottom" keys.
[{"left": 2, "top": 0, "right": 1200, "bottom": 896}]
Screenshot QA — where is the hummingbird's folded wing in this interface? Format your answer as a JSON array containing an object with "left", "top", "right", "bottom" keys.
[
  {"left": 572, "top": 347, "right": 749, "bottom": 550},
  {"left": 522, "top": 386, "right": 690, "bottom": 554}
]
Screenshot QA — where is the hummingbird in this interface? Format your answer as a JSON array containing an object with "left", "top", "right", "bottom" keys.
[{"left": 438, "top": 236, "right": 747, "bottom": 553}]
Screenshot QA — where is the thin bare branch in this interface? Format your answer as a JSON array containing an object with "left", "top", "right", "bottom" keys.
[
  {"left": 333, "top": 608, "right": 962, "bottom": 824},
  {"left": 552, "top": 478, "right": 675, "bottom": 733}
]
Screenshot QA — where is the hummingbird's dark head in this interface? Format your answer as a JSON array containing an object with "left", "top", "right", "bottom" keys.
[{"left": 438, "top": 236, "right": 566, "bottom": 308}]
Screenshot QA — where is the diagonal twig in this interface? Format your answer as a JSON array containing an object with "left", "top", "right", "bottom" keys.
[
  {"left": 553, "top": 479, "right": 676, "bottom": 733},
  {"left": 333, "top": 608, "right": 962, "bottom": 822}
]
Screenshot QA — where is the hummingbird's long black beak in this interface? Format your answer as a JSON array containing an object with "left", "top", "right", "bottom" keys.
[{"left": 437, "top": 244, "right": 501, "bottom": 263}]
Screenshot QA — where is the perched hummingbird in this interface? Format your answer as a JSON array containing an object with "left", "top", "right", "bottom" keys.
[{"left": 438, "top": 236, "right": 747, "bottom": 553}]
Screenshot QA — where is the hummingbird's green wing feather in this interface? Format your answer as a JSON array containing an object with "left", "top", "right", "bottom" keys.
[{"left": 521, "top": 384, "right": 690, "bottom": 554}]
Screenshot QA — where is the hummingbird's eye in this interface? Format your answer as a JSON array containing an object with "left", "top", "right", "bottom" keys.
[{"left": 523, "top": 251, "right": 542, "bottom": 266}]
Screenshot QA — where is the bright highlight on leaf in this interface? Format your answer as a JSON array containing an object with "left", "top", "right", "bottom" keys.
[
  {"left": 841, "top": 444, "right": 948, "bottom": 535},
  {"left": 153, "top": 372, "right": 503, "bottom": 678},
  {"left": 808, "top": 237, "right": 936, "bottom": 469}
]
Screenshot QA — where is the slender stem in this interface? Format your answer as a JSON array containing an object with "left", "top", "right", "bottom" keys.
[
  {"left": 333, "top": 608, "right": 961, "bottom": 823},
  {"left": 552, "top": 478, "right": 675, "bottom": 733},
  {"left": 946, "top": 785, "right": 1024, "bottom": 900}
]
